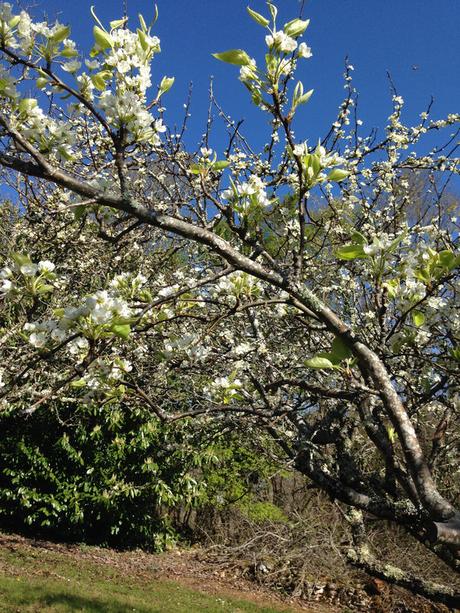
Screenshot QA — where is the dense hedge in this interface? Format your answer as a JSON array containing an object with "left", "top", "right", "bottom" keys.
[
  {"left": 0, "top": 402, "right": 279, "bottom": 549},
  {"left": 0, "top": 401, "right": 214, "bottom": 549}
]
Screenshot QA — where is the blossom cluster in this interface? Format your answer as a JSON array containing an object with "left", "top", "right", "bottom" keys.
[
  {"left": 203, "top": 374, "right": 245, "bottom": 404},
  {"left": 265, "top": 30, "right": 297, "bottom": 54},
  {"left": 85, "top": 17, "right": 165, "bottom": 145},
  {"left": 211, "top": 271, "right": 265, "bottom": 304},
  {"left": 14, "top": 100, "right": 77, "bottom": 161},
  {"left": 0, "top": 3, "right": 169, "bottom": 152},
  {"left": 25, "top": 285, "right": 134, "bottom": 351},
  {"left": 163, "top": 333, "right": 211, "bottom": 363},
  {"left": 222, "top": 175, "right": 271, "bottom": 214},
  {"left": 0, "top": 255, "right": 56, "bottom": 298},
  {"left": 73, "top": 355, "right": 133, "bottom": 402}
]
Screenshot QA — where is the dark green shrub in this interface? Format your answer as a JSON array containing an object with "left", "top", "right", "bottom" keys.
[{"left": 0, "top": 401, "right": 208, "bottom": 549}]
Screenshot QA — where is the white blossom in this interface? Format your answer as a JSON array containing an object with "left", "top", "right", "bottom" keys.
[{"left": 265, "top": 31, "right": 297, "bottom": 53}]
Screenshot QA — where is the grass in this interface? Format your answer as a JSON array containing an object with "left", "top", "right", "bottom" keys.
[{"left": 0, "top": 536, "right": 295, "bottom": 613}]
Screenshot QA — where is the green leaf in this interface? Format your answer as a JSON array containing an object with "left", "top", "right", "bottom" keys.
[
  {"left": 292, "top": 83, "right": 313, "bottom": 108},
  {"left": 36, "top": 284, "right": 54, "bottom": 294},
  {"left": 137, "top": 29, "right": 150, "bottom": 51},
  {"left": 351, "top": 230, "right": 367, "bottom": 245},
  {"left": 93, "top": 26, "right": 113, "bottom": 50},
  {"left": 414, "top": 268, "right": 431, "bottom": 284},
  {"left": 438, "top": 250, "right": 460, "bottom": 271},
  {"left": 246, "top": 7, "right": 269, "bottom": 27},
  {"left": 297, "top": 88, "right": 314, "bottom": 105},
  {"left": 267, "top": 2, "right": 278, "bottom": 21},
  {"left": 293, "top": 81, "right": 303, "bottom": 101},
  {"left": 110, "top": 18, "right": 128, "bottom": 30},
  {"left": 112, "top": 316, "right": 138, "bottom": 325},
  {"left": 36, "top": 77, "right": 49, "bottom": 89},
  {"left": 336, "top": 244, "right": 368, "bottom": 260},
  {"left": 189, "top": 163, "right": 203, "bottom": 175},
  {"left": 283, "top": 18, "right": 310, "bottom": 38},
  {"left": 412, "top": 311, "right": 425, "bottom": 327},
  {"left": 383, "top": 279, "right": 399, "bottom": 299},
  {"left": 91, "top": 71, "right": 111, "bottom": 89},
  {"left": 90, "top": 5, "right": 105, "bottom": 30},
  {"left": 57, "top": 146, "right": 74, "bottom": 161},
  {"left": 387, "top": 426, "right": 397, "bottom": 443},
  {"left": 74, "top": 205, "right": 86, "bottom": 221},
  {"left": 158, "top": 76, "right": 175, "bottom": 96},
  {"left": 327, "top": 168, "right": 349, "bottom": 182},
  {"left": 18, "top": 98, "right": 38, "bottom": 114},
  {"left": 8, "top": 15, "right": 21, "bottom": 28},
  {"left": 212, "top": 160, "right": 230, "bottom": 171},
  {"left": 305, "top": 153, "right": 321, "bottom": 176},
  {"left": 111, "top": 323, "right": 131, "bottom": 339},
  {"left": 70, "top": 378, "right": 87, "bottom": 388},
  {"left": 91, "top": 74, "right": 105, "bottom": 89},
  {"left": 265, "top": 53, "right": 277, "bottom": 75},
  {"left": 228, "top": 177, "right": 239, "bottom": 199},
  {"left": 212, "top": 49, "right": 252, "bottom": 66},
  {"left": 312, "top": 154, "right": 323, "bottom": 176},
  {"left": 11, "top": 252, "right": 32, "bottom": 267},
  {"left": 138, "top": 13, "right": 148, "bottom": 32},
  {"left": 61, "top": 47, "right": 78, "bottom": 58},
  {"left": 151, "top": 4, "right": 159, "bottom": 27},
  {"left": 330, "top": 336, "right": 353, "bottom": 362},
  {"left": 305, "top": 356, "right": 336, "bottom": 369},
  {"left": 139, "top": 289, "right": 152, "bottom": 302},
  {"left": 51, "top": 25, "right": 71, "bottom": 43},
  {"left": 388, "top": 232, "right": 406, "bottom": 253}
]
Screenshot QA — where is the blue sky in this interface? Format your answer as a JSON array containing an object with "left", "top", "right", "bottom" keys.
[{"left": 15, "top": 0, "right": 460, "bottom": 153}]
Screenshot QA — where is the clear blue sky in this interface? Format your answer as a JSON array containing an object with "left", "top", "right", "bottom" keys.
[{"left": 17, "top": 0, "right": 460, "bottom": 152}]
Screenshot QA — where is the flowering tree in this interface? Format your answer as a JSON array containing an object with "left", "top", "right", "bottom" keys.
[{"left": 0, "top": 1, "right": 459, "bottom": 603}]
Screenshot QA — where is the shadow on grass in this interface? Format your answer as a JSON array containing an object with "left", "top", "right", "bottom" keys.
[
  {"left": 7, "top": 590, "right": 162, "bottom": 613},
  {"left": 1, "top": 579, "right": 164, "bottom": 613},
  {"left": 1, "top": 583, "right": 280, "bottom": 613}
]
